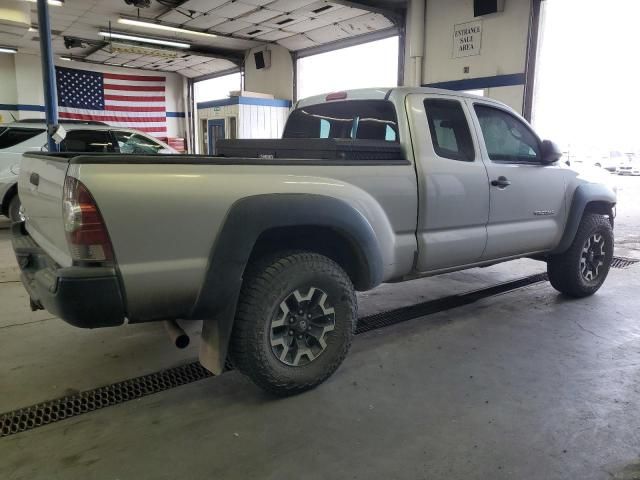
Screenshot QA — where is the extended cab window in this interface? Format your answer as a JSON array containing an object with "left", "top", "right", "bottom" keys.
[
  {"left": 0, "top": 127, "right": 45, "bottom": 149},
  {"left": 424, "top": 99, "right": 474, "bottom": 161},
  {"left": 60, "top": 130, "right": 116, "bottom": 153},
  {"left": 474, "top": 105, "right": 540, "bottom": 163},
  {"left": 283, "top": 100, "right": 399, "bottom": 142}
]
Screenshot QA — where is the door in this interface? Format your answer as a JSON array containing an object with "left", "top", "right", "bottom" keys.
[
  {"left": 467, "top": 101, "right": 567, "bottom": 259},
  {"left": 207, "top": 119, "right": 225, "bottom": 155},
  {"left": 407, "top": 94, "right": 491, "bottom": 272}
]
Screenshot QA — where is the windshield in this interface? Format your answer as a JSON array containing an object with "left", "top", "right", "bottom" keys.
[
  {"left": 0, "top": 127, "right": 45, "bottom": 150},
  {"left": 283, "top": 100, "right": 399, "bottom": 142}
]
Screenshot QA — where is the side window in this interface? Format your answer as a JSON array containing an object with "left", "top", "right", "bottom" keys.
[
  {"left": 0, "top": 127, "right": 45, "bottom": 149},
  {"left": 319, "top": 118, "right": 330, "bottom": 138},
  {"left": 60, "top": 130, "right": 116, "bottom": 153},
  {"left": 385, "top": 125, "right": 397, "bottom": 142},
  {"left": 113, "top": 131, "right": 163, "bottom": 154},
  {"left": 424, "top": 99, "right": 475, "bottom": 161},
  {"left": 474, "top": 105, "right": 540, "bottom": 163}
]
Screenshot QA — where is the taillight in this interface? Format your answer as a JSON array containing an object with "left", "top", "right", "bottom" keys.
[{"left": 62, "top": 176, "right": 114, "bottom": 264}]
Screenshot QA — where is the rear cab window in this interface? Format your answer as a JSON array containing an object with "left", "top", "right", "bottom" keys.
[
  {"left": 0, "top": 127, "right": 45, "bottom": 149},
  {"left": 60, "top": 130, "right": 116, "bottom": 153},
  {"left": 283, "top": 100, "right": 400, "bottom": 142}
]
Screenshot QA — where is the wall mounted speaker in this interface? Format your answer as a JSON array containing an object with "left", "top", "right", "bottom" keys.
[
  {"left": 254, "top": 50, "right": 271, "bottom": 70},
  {"left": 474, "top": 0, "right": 504, "bottom": 17}
]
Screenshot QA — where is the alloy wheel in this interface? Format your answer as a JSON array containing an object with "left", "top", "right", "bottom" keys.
[{"left": 269, "top": 287, "right": 336, "bottom": 366}]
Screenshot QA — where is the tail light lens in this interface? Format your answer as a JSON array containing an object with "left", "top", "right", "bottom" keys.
[{"left": 62, "top": 176, "right": 114, "bottom": 264}]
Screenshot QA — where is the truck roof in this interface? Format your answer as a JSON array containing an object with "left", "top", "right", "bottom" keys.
[{"left": 296, "top": 86, "right": 507, "bottom": 111}]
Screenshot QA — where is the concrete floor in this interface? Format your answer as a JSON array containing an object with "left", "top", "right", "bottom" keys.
[{"left": 1, "top": 176, "right": 639, "bottom": 480}]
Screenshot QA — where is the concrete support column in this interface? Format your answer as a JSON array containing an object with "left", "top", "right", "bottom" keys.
[{"left": 405, "top": 0, "right": 426, "bottom": 87}]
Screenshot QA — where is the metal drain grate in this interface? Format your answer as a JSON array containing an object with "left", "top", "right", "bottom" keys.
[
  {"left": 611, "top": 256, "right": 639, "bottom": 269},
  {"left": 0, "top": 271, "right": 550, "bottom": 437},
  {"left": 1, "top": 362, "right": 212, "bottom": 438}
]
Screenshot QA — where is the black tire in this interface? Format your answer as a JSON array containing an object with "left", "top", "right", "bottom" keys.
[
  {"left": 547, "top": 213, "right": 614, "bottom": 297},
  {"left": 230, "top": 251, "right": 357, "bottom": 396},
  {"left": 7, "top": 195, "right": 23, "bottom": 223}
]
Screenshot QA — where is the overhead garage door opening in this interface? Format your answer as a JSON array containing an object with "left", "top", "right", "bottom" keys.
[
  {"left": 296, "top": 36, "right": 399, "bottom": 100},
  {"left": 194, "top": 72, "right": 242, "bottom": 103},
  {"left": 533, "top": 0, "right": 640, "bottom": 166},
  {"left": 533, "top": 0, "right": 640, "bottom": 256}
]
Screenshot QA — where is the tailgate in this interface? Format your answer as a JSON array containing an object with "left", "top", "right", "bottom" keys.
[{"left": 19, "top": 153, "right": 73, "bottom": 267}]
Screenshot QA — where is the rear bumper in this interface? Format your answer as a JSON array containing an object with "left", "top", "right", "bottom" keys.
[{"left": 12, "top": 223, "right": 126, "bottom": 328}]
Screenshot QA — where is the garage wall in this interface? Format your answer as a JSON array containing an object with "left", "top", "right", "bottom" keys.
[
  {"left": 0, "top": 54, "right": 18, "bottom": 123},
  {"left": 244, "top": 45, "right": 293, "bottom": 101},
  {"left": 413, "top": 0, "right": 532, "bottom": 113},
  {"left": 2, "top": 53, "right": 187, "bottom": 137}
]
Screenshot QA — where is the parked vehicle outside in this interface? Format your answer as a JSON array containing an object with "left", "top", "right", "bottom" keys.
[
  {"left": 0, "top": 121, "right": 177, "bottom": 222},
  {"left": 615, "top": 154, "right": 640, "bottom": 176},
  {"left": 12, "top": 88, "right": 617, "bottom": 395}
]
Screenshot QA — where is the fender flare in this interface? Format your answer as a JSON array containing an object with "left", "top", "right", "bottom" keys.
[
  {"left": 192, "top": 193, "right": 384, "bottom": 374},
  {"left": 550, "top": 183, "right": 616, "bottom": 255}
]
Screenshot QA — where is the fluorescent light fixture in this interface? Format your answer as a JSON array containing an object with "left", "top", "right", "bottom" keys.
[
  {"left": 28, "top": 26, "right": 38, "bottom": 32},
  {"left": 99, "top": 31, "right": 190, "bottom": 49},
  {"left": 118, "top": 17, "right": 216, "bottom": 38},
  {"left": 24, "top": 0, "right": 64, "bottom": 6},
  {"left": 59, "top": 56, "right": 72, "bottom": 61},
  {"left": 0, "top": 47, "right": 17, "bottom": 54}
]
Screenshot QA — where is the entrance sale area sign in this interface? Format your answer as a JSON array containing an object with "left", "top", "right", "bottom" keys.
[{"left": 453, "top": 20, "right": 482, "bottom": 58}]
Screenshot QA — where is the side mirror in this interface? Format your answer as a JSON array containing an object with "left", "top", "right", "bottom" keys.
[{"left": 541, "top": 140, "right": 562, "bottom": 164}]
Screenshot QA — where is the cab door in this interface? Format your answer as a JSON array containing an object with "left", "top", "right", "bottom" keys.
[
  {"left": 466, "top": 100, "right": 567, "bottom": 259},
  {"left": 407, "top": 94, "right": 490, "bottom": 272}
]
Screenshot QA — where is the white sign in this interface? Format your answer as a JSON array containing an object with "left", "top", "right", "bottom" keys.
[{"left": 453, "top": 20, "right": 482, "bottom": 58}]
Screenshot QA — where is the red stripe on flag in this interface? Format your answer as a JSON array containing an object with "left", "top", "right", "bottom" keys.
[
  {"left": 104, "top": 84, "right": 165, "bottom": 92},
  {"left": 131, "top": 127, "right": 167, "bottom": 134},
  {"left": 59, "top": 112, "right": 166, "bottom": 123},
  {"left": 104, "top": 73, "right": 166, "bottom": 82},
  {"left": 105, "top": 105, "right": 166, "bottom": 112},
  {"left": 104, "top": 94, "right": 166, "bottom": 102}
]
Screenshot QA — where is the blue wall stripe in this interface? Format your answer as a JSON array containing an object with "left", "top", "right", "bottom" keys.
[
  {"left": 0, "top": 105, "right": 187, "bottom": 118},
  {"left": 0, "top": 104, "right": 46, "bottom": 112},
  {"left": 424, "top": 73, "right": 526, "bottom": 91},
  {"left": 238, "top": 97, "right": 291, "bottom": 108},
  {"left": 198, "top": 96, "right": 292, "bottom": 110}
]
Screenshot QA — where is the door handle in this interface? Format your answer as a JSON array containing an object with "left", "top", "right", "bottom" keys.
[
  {"left": 491, "top": 176, "right": 511, "bottom": 188},
  {"left": 29, "top": 173, "right": 40, "bottom": 186}
]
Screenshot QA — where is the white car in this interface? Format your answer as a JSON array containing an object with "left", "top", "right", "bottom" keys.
[
  {"left": 615, "top": 156, "right": 640, "bottom": 176},
  {"left": 0, "top": 120, "right": 177, "bottom": 221}
]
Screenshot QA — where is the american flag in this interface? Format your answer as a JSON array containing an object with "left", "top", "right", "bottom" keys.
[{"left": 56, "top": 66, "right": 167, "bottom": 136}]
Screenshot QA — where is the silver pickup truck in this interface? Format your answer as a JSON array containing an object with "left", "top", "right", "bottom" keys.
[{"left": 12, "top": 88, "right": 616, "bottom": 395}]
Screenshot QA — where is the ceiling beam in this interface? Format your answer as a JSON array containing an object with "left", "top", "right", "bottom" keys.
[{"left": 329, "top": 0, "right": 406, "bottom": 25}]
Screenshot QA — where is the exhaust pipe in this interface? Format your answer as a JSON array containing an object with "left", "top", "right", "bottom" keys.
[{"left": 164, "top": 320, "right": 190, "bottom": 349}]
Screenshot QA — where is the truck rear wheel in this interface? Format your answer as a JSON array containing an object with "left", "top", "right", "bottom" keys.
[
  {"left": 230, "top": 252, "right": 356, "bottom": 396},
  {"left": 547, "top": 213, "right": 614, "bottom": 297}
]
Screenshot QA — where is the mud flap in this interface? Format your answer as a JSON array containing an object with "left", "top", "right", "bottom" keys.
[{"left": 198, "top": 304, "right": 236, "bottom": 375}]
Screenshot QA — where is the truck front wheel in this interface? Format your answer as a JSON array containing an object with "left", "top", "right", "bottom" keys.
[
  {"left": 230, "top": 252, "right": 357, "bottom": 396},
  {"left": 8, "top": 195, "right": 24, "bottom": 223},
  {"left": 547, "top": 213, "right": 614, "bottom": 297}
]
